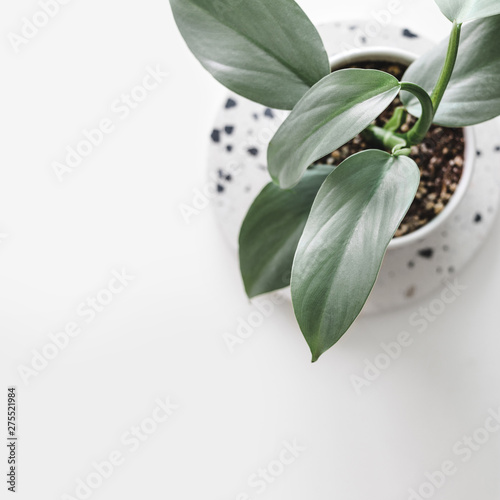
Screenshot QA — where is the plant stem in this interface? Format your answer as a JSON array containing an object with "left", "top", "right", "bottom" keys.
[
  {"left": 368, "top": 22, "right": 462, "bottom": 151},
  {"left": 383, "top": 106, "right": 407, "bottom": 133},
  {"left": 362, "top": 125, "right": 406, "bottom": 150},
  {"left": 399, "top": 22, "right": 461, "bottom": 146},
  {"left": 431, "top": 20, "right": 462, "bottom": 112},
  {"left": 393, "top": 147, "right": 411, "bottom": 157},
  {"left": 363, "top": 82, "right": 434, "bottom": 152},
  {"left": 400, "top": 82, "right": 434, "bottom": 145}
]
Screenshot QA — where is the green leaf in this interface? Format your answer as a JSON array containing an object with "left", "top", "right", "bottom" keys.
[
  {"left": 239, "top": 165, "right": 332, "bottom": 298},
  {"left": 268, "top": 69, "right": 401, "bottom": 189},
  {"left": 435, "top": 0, "right": 500, "bottom": 22},
  {"left": 402, "top": 15, "right": 500, "bottom": 126},
  {"left": 169, "top": 0, "right": 330, "bottom": 110},
  {"left": 291, "top": 150, "right": 420, "bottom": 361}
]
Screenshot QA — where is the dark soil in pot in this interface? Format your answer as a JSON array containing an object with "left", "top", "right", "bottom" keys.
[{"left": 315, "top": 60, "right": 465, "bottom": 238}]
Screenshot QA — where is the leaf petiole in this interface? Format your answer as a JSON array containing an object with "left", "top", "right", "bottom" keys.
[
  {"left": 362, "top": 82, "right": 433, "bottom": 151},
  {"left": 384, "top": 106, "right": 407, "bottom": 132},
  {"left": 431, "top": 20, "right": 462, "bottom": 112},
  {"left": 392, "top": 145, "right": 411, "bottom": 157},
  {"left": 362, "top": 125, "right": 406, "bottom": 150},
  {"left": 400, "top": 82, "right": 434, "bottom": 145}
]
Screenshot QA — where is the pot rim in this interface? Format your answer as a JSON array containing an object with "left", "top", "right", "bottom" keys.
[{"left": 329, "top": 47, "right": 475, "bottom": 251}]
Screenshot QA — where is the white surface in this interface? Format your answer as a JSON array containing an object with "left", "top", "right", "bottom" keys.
[{"left": 1, "top": 1, "right": 499, "bottom": 500}]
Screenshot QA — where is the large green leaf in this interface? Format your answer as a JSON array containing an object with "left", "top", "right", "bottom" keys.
[
  {"left": 402, "top": 15, "right": 500, "bottom": 126},
  {"left": 291, "top": 150, "right": 420, "bottom": 361},
  {"left": 435, "top": 0, "right": 500, "bottom": 22},
  {"left": 268, "top": 69, "right": 401, "bottom": 189},
  {"left": 239, "top": 165, "right": 332, "bottom": 298},
  {"left": 169, "top": 0, "right": 330, "bottom": 110}
]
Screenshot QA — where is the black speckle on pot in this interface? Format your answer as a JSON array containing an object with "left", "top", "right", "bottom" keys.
[
  {"left": 476, "top": 150, "right": 482, "bottom": 157},
  {"left": 253, "top": 113, "right": 259, "bottom": 120},
  {"left": 226, "top": 145, "right": 233, "bottom": 152},
  {"left": 248, "top": 147, "right": 259, "bottom": 156},
  {"left": 448, "top": 266, "right": 455, "bottom": 274},
  {"left": 408, "top": 261, "right": 415, "bottom": 268},
  {"left": 405, "top": 285, "right": 416, "bottom": 298},
  {"left": 218, "top": 169, "right": 232, "bottom": 182},
  {"left": 495, "top": 145, "right": 500, "bottom": 152},
  {"left": 225, "top": 98, "right": 237, "bottom": 109},
  {"left": 418, "top": 248, "right": 434, "bottom": 259},
  {"left": 211, "top": 129, "right": 221, "bottom": 143},
  {"left": 225, "top": 125, "right": 234, "bottom": 135},
  {"left": 217, "top": 184, "right": 225, "bottom": 193},
  {"left": 474, "top": 213, "right": 482, "bottom": 223},
  {"left": 402, "top": 29, "right": 418, "bottom": 38},
  {"left": 264, "top": 108, "right": 275, "bottom": 119},
  {"left": 360, "top": 36, "right": 367, "bottom": 44},
  {"left": 349, "top": 25, "right": 357, "bottom": 30}
]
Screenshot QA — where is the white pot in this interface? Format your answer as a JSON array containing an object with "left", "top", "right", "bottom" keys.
[{"left": 329, "top": 47, "right": 476, "bottom": 252}]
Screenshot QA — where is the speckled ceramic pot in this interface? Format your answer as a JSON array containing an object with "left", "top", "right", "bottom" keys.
[{"left": 207, "top": 22, "right": 500, "bottom": 313}]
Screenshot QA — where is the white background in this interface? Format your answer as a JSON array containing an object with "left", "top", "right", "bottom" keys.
[{"left": 1, "top": 1, "right": 499, "bottom": 499}]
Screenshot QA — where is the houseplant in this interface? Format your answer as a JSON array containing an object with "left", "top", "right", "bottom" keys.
[{"left": 170, "top": 0, "right": 500, "bottom": 361}]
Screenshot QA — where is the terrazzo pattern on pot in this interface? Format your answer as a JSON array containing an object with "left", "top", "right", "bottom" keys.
[{"left": 207, "top": 22, "right": 500, "bottom": 313}]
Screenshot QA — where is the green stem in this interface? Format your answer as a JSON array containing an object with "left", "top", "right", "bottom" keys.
[
  {"left": 383, "top": 106, "right": 407, "bottom": 133},
  {"left": 393, "top": 147, "right": 411, "bottom": 157},
  {"left": 361, "top": 125, "right": 405, "bottom": 150},
  {"left": 400, "top": 82, "right": 434, "bottom": 146},
  {"left": 431, "top": 20, "right": 462, "bottom": 112},
  {"left": 361, "top": 22, "right": 461, "bottom": 153},
  {"left": 363, "top": 82, "right": 434, "bottom": 151}
]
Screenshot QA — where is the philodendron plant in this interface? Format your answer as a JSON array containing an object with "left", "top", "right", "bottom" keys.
[{"left": 170, "top": 0, "right": 500, "bottom": 361}]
